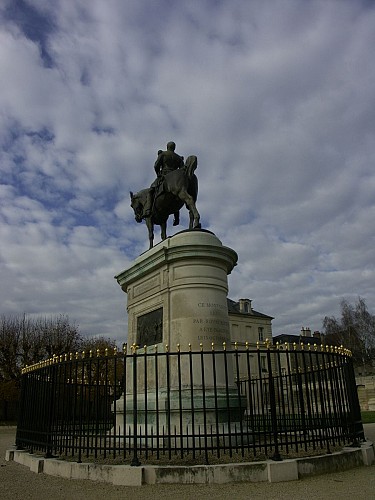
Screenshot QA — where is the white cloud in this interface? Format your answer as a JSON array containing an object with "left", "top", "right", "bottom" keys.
[{"left": 1, "top": 0, "right": 375, "bottom": 341}]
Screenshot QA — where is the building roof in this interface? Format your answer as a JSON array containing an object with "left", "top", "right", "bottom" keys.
[
  {"left": 272, "top": 333, "right": 322, "bottom": 345},
  {"left": 227, "top": 298, "right": 274, "bottom": 320}
]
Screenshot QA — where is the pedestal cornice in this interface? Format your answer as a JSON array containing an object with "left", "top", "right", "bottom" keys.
[{"left": 115, "top": 230, "right": 238, "bottom": 293}]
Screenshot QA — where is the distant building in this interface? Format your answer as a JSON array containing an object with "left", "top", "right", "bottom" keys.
[
  {"left": 272, "top": 328, "right": 324, "bottom": 374},
  {"left": 228, "top": 298, "right": 273, "bottom": 347},
  {"left": 273, "top": 328, "right": 324, "bottom": 347},
  {"left": 227, "top": 298, "right": 273, "bottom": 378}
]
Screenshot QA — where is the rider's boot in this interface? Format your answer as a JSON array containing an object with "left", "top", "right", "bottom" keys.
[{"left": 173, "top": 211, "right": 180, "bottom": 226}]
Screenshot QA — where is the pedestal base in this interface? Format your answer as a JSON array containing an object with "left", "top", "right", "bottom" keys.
[{"left": 113, "top": 388, "right": 248, "bottom": 448}]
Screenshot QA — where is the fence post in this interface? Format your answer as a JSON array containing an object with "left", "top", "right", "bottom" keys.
[
  {"left": 131, "top": 344, "right": 141, "bottom": 466},
  {"left": 45, "top": 361, "right": 57, "bottom": 458},
  {"left": 345, "top": 355, "right": 365, "bottom": 446},
  {"left": 266, "top": 345, "right": 281, "bottom": 461}
]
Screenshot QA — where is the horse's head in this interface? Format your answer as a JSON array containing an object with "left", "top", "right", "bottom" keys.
[
  {"left": 130, "top": 191, "right": 144, "bottom": 223},
  {"left": 184, "top": 155, "right": 197, "bottom": 178}
]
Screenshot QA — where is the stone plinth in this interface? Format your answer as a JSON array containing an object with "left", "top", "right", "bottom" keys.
[
  {"left": 115, "top": 229, "right": 238, "bottom": 351},
  {"left": 114, "top": 229, "right": 243, "bottom": 438}
]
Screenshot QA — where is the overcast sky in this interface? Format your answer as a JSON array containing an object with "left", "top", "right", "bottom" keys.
[{"left": 1, "top": 0, "right": 374, "bottom": 342}]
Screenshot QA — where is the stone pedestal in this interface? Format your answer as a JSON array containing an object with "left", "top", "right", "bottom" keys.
[
  {"left": 115, "top": 229, "right": 237, "bottom": 351},
  {"left": 114, "top": 229, "right": 245, "bottom": 440}
]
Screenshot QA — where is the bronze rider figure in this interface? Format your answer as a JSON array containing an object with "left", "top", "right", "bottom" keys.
[{"left": 144, "top": 141, "right": 184, "bottom": 226}]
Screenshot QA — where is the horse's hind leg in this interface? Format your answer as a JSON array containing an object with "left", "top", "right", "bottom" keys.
[
  {"left": 180, "top": 191, "right": 200, "bottom": 229},
  {"left": 189, "top": 210, "right": 194, "bottom": 229},
  {"left": 160, "top": 221, "right": 167, "bottom": 241}
]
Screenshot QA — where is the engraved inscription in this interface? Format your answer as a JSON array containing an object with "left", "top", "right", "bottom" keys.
[
  {"left": 194, "top": 302, "right": 229, "bottom": 340},
  {"left": 137, "top": 308, "right": 163, "bottom": 346},
  {"left": 198, "top": 302, "right": 227, "bottom": 311}
]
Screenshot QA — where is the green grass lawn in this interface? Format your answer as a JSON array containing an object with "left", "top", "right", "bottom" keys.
[{"left": 361, "top": 411, "right": 375, "bottom": 424}]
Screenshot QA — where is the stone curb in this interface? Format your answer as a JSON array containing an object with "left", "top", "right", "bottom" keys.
[{"left": 5, "top": 441, "right": 374, "bottom": 486}]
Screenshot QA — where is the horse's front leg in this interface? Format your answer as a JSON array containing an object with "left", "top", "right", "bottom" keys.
[
  {"left": 160, "top": 221, "right": 167, "bottom": 241},
  {"left": 145, "top": 218, "right": 154, "bottom": 249}
]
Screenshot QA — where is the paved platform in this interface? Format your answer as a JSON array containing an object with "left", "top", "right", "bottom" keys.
[{"left": 0, "top": 424, "right": 375, "bottom": 500}]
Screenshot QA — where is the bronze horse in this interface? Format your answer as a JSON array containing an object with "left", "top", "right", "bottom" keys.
[{"left": 130, "top": 155, "right": 201, "bottom": 249}]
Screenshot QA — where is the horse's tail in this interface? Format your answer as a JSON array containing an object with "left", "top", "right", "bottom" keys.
[{"left": 184, "top": 155, "right": 197, "bottom": 179}]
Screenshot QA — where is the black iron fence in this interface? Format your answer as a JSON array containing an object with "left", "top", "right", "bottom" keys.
[{"left": 15, "top": 342, "right": 364, "bottom": 465}]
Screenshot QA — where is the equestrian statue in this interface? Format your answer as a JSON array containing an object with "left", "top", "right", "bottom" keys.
[{"left": 130, "top": 141, "right": 201, "bottom": 249}]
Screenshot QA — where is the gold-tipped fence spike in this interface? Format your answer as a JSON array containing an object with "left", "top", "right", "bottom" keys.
[
  {"left": 131, "top": 343, "right": 138, "bottom": 354},
  {"left": 105, "top": 348, "right": 108, "bottom": 356},
  {"left": 123, "top": 343, "right": 127, "bottom": 354},
  {"left": 19, "top": 333, "right": 354, "bottom": 375}
]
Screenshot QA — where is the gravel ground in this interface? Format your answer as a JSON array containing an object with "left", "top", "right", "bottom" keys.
[{"left": 1, "top": 425, "right": 374, "bottom": 500}]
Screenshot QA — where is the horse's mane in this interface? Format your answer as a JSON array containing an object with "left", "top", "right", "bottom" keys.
[{"left": 130, "top": 188, "right": 149, "bottom": 200}]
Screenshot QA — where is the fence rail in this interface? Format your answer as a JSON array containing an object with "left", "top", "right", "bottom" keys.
[{"left": 15, "top": 343, "right": 364, "bottom": 465}]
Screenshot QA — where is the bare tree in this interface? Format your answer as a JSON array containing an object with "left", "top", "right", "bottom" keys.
[
  {"left": 0, "top": 313, "right": 82, "bottom": 382},
  {"left": 323, "top": 297, "right": 375, "bottom": 371}
]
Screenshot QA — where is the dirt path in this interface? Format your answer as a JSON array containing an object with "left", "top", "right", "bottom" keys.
[{"left": 1, "top": 425, "right": 374, "bottom": 500}]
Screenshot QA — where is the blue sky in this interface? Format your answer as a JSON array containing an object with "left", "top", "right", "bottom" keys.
[{"left": 1, "top": 0, "right": 374, "bottom": 341}]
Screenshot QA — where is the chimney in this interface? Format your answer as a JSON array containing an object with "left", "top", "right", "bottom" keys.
[{"left": 300, "top": 327, "right": 312, "bottom": 337}]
